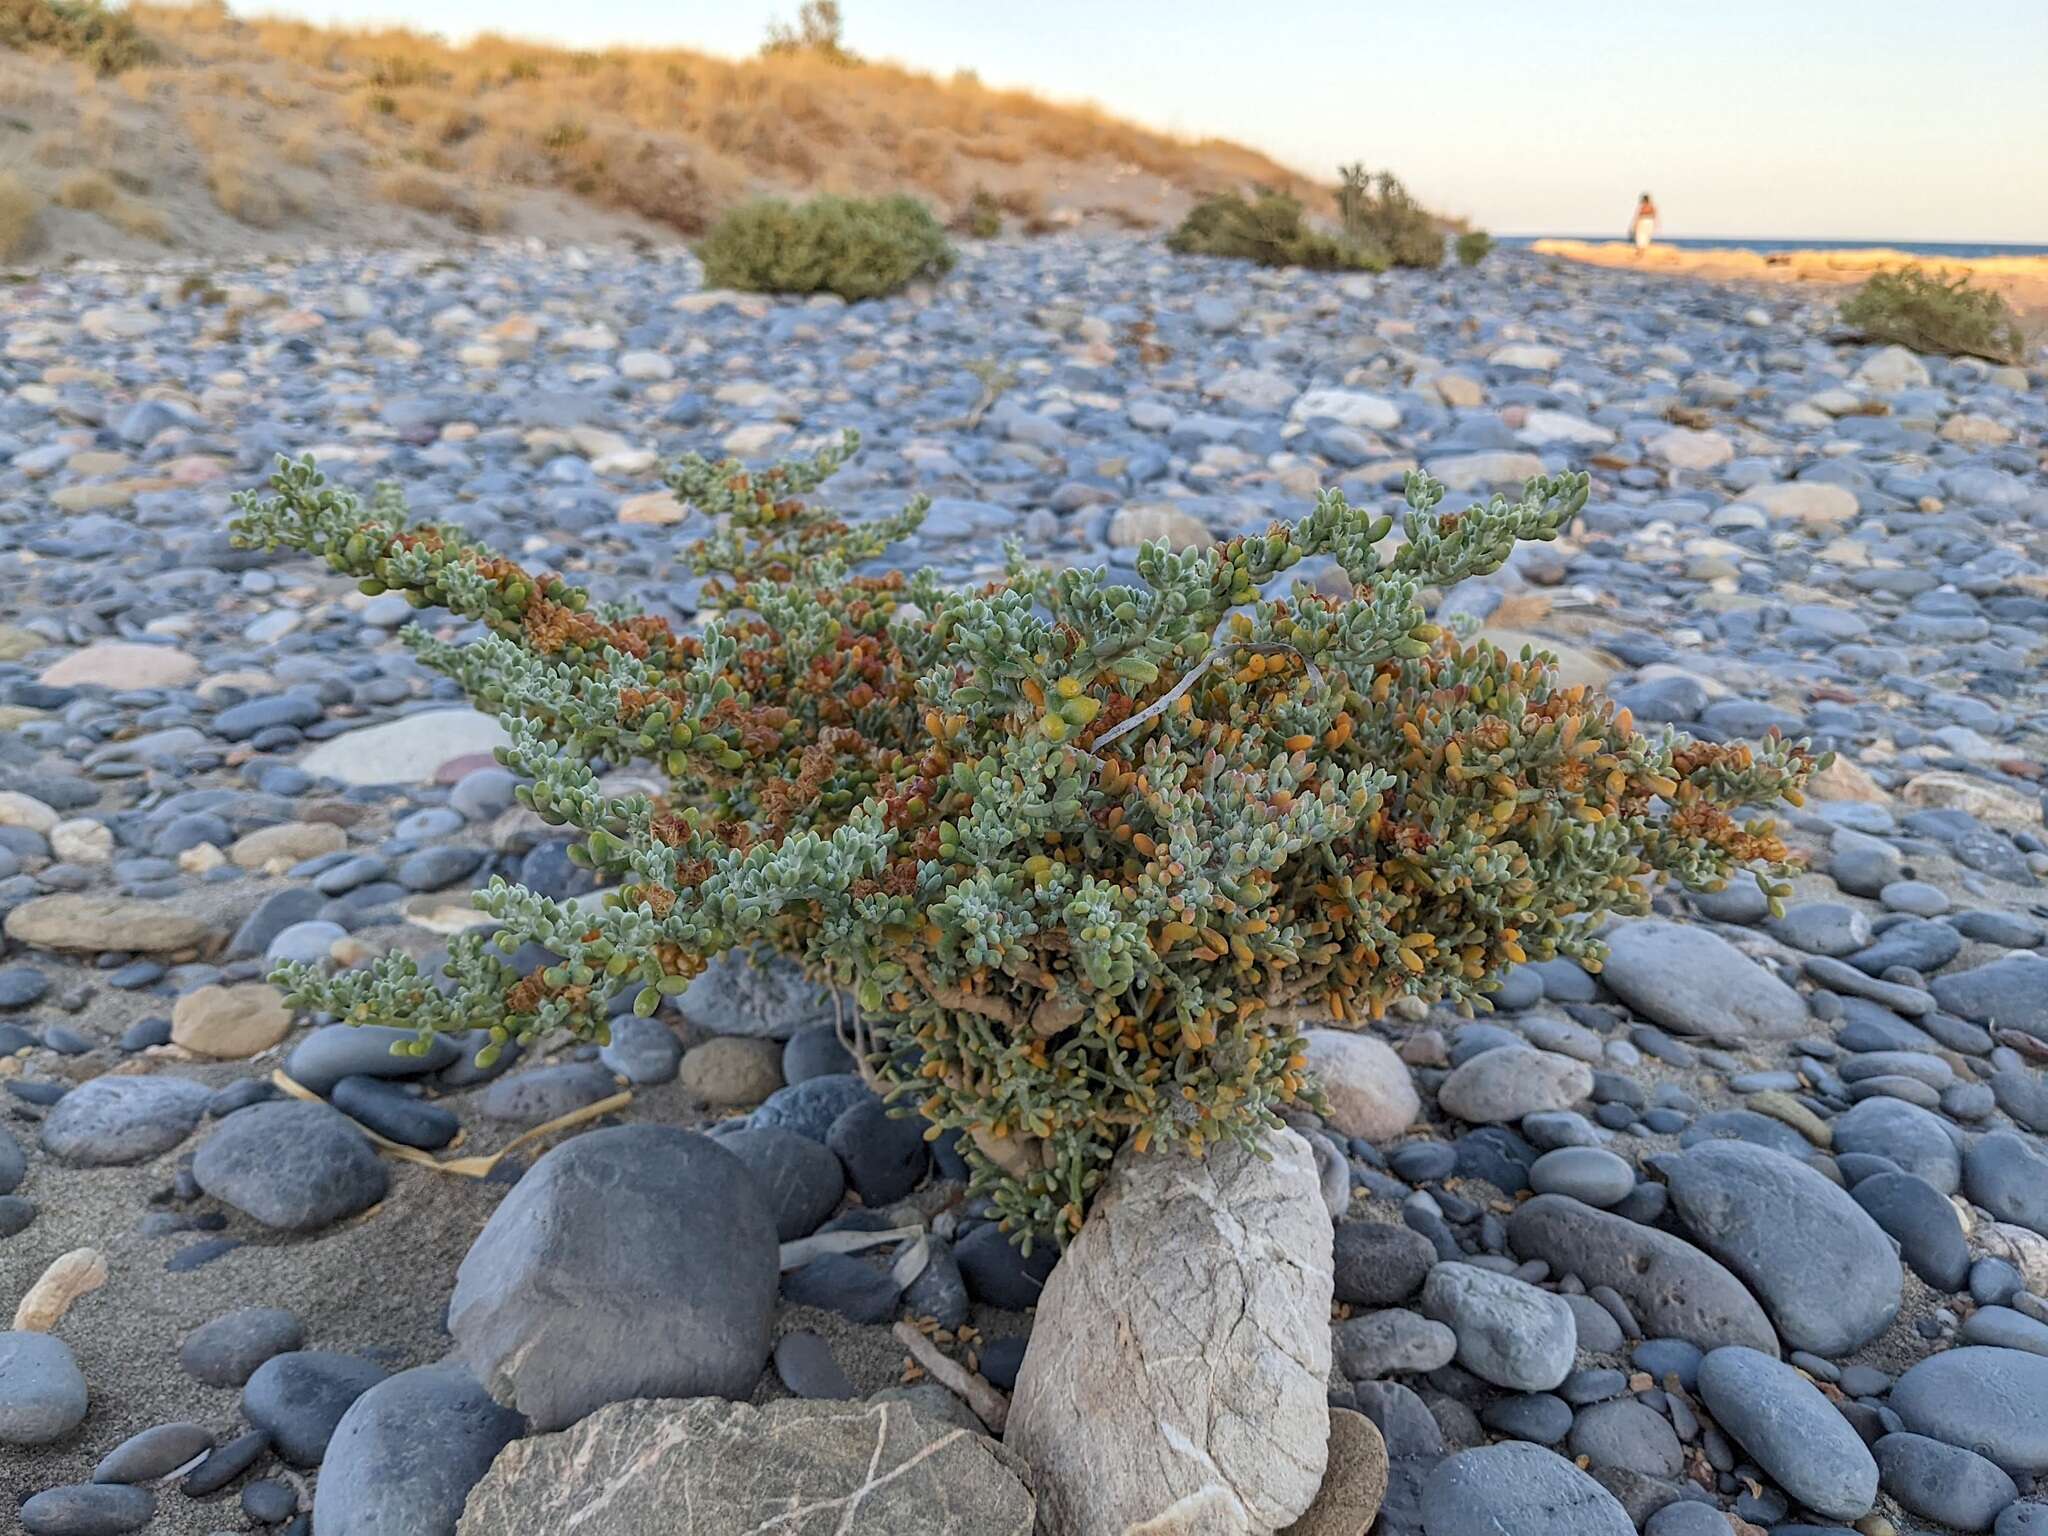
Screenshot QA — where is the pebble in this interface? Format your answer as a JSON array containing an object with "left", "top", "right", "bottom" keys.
[
  {"left": 39, "top": 1075, "right": 213, "bottom": 1165},
  {"left": 193, "top": 1100, "right": 388, "bottom": 1230},
  {"left": 447, "top": 1125, "right": 777, "bottom": 1432},
  {"left": 1696, "top": 1345, "right": 1879, "bottom": 1520},
  {"left": 0, "top": 1330, "right": 89, "bottom": 1445},
  {"left": 1568, "top": 1397, "right": 1684, "bottom": 1479},
  {"left": 1419, "top": 1440, "right": 1635, "bottom": 1535},
  {"left": 284, "top": 1024, "right": 460, "bottom": 1093},
  {"left": 1965, "top": 1132, "right": 2048, "bottom": 1237},
  {"left": 1853, "top": 1171, "right": 1971, "bottom": 1291},
  {"left": 1663, "top": 1139, "right": 1901, "bottom": 1356},
  {"left": 1332, "top": 1220, "right": 1438, "bottom": 1307},
  {"left": 680, "top": 1035, "right": 786, "bottom": 1105},
  {"left": 181, "top": 1427, "right": 272, "bottom": 1495},
  {"left": 597, "top": 1014, "right": 684, "bottom": 1084},
  {"left": 310, "top": 1363, "right": 524, "bottom": 1535},
  {"left": 1508, "top": 1194, "right": 1777, "bottom": 1354},
  {"left": 330, "top": 1075, "right": 459, "bottom": 1149},
  {"left": 1421, "top": 1262, "right": 1577, "bottom": 1391},
  {"left": 179, "top": 1307, "right": 306, "bottom": 1387},
  {"left": 1528, "top": 1146, "right": 1635, "bottom": 1206},
  {"left": 773, "top": 1331, "right": 856, "bottom": 1399},
  {"left": 1890, "top": 1347, "right": 2048, "bottom": 1474},
  {"left": 1437, "top": 1047, "right": 1593, "bottom": 1124},
  {"left": 715, "top": 1125, "right": 846, "bottom": 1240},
  {"left": 91, "top": 1420, "right": 213, "bottom": 1482},
  {"left": 1874, "top": 1431, "right": 2020, "bottom": 1530},
  {"left": 1333, "top": 1309, "right": 1459, "bottom": 1380},
  {"left": 477, "top": 1061, "right": 619, "bottom": 1123},
  {"left": 1600, "top": 920, "right": 1808, "bottom": 1041},
  {"left": 18, "top": 1486, "right": 155, "bottom": 1536}
]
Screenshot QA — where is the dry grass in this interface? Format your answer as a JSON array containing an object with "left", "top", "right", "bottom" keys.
[
  {"left": 205, "top": 149, "right": 292, "bottom": 227},
  {"left": 376, "top": 164, "right": 506, "bottom": 233},
  {"left": 0, "top": 170, "right": 45, "bottom": 261},
  {"left": 115, "top": 2, "right": 1317, "bottom": 236},
  {"left": 108, "top": 196, "right": 171, "bottom": 240},
  {"left": 55, "top": 167, "right": 117, "bottom": 209}
]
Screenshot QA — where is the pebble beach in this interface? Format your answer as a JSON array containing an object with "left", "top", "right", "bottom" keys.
[{"left": 2, "top": 234, "right": 2047, "bottom": 1535}]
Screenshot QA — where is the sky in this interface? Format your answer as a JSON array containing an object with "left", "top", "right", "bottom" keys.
[{"left": 264, "top": 0, "right": 2048, "bottom": 243}]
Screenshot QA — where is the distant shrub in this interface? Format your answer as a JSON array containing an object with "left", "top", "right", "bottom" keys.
[
  {"left": 206, "top": 156, "right": 294, "bottom": 229},
  {"left": 1838, "top": 266, "right": 2026, "bottom": 364},
  {"left": 541, "top": 118, "right": 588, "bottom": 153},
  {"left": 1337, "top": 164, "right": 1442, "bottom": 268},
  {"left": 696, "top": 194, "right": 955, "bottom": 300},
  {"left": 377, "top": 167, "right": 506, "bottom": 234},
  {"left": 55, "top": 170, "right": 118, "bottom": 211},
  {"left": 1456, "top": 230, "right": 1494, "bottom": 267},
  {"left": 1167, "top": 189, "right": 1384, "bottom": 272},
  {"left": 109, "top": 198, "right": 171, "bottom": 242},
  {"left": 762, "top": 0, "right": 855, "bottom": 63},
  {"left": 0, "top": 173, "right": 44, "bottom": 263},
  {"left": 0, "top": 0, "right": 154, "bottom": 74},
  {"left": 953, "top": 185, "right": 1002, "bottom": 239}
]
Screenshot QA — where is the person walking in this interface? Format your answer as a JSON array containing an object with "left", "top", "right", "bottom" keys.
[{"left": 1631, "top": 192, "right": 1658, "bottom": 254}]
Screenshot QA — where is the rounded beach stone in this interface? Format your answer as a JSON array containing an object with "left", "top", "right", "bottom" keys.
[
  {"left": 1420, "top": 1262, "right": 1576, "bottom": 1391},
  {"left": 1529, "top": 1146, "right": 1635, "bottom": 1206},
  {"left": 192, "top": 1100, "right": 388, "bottom": 1231},
  {"left": 19, "top": 1485, "right": 155, "bottom": 1536},
  {"left": 680, "top": 1036, "right": 785, "bottom": 1106},
  {"left": 179, "top": 1307, "right": 305, "bottom": 1387},
  {"left": 1437, "top": 1047, "right": 1593, "bottom": 1124},
  {"left": 1873, "top": 1431, "right": 2018, "bottom": 1532},
  {"left": 448, "top": 1124, "right": 779, "bottom": 1432},
  {"left": 1418, "top": 1441, "right": 1634, "bottom": 1536},
  {"left": 1599, "top": 919, "right": 1807, "bottom": 1041},
  {"left": 1302, "top": 1028, "right": 1419, "bottom": 1141},
  {"left": 1697, "top": 1345, "right": 1878, "bottom": 1520},
  {"left": 1663, "top": 1138, "right": 1900, "bottom": 1356},
  {"left": 40, "top": 1075, "right": 213, "bottom": 1165},
  {"left": 243, "top": 1349, "right": 389, "bottom": 1466},
  {"left": 0, "top": 1330, "right": 89, "bottom": 1446},
  {"left": 92, "top": 1420, "right": 214, "bottom": 1482},
  {"left": 312, "top": 1363, "right": 525, "bottom": 1535},
  {"left": 171, "top": 982, "right": 292, "bottom": 1058},
  {"left": 1890, "top": 1346, "right": 2048, "bottom": 1475}
]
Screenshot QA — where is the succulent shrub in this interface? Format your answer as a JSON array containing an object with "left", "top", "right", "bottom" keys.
[
  {"left": 1455, "top": 230, "right": 1494, "bottom": 268},
  {"left": 232, "top": 440, "right": 1821, "bottom": 1246},
  {"left": 695, "top": 194, "right": 954, "bottom": 301},
  {"left": 1337, "top": 164, "right": 1443, "bottom": 269},
  {"left": 1838, "top": 266, "right": 2026, "bottom": 364},
  {"left": 1167, "top": 189, "right": 1385, "bottom": 273}
]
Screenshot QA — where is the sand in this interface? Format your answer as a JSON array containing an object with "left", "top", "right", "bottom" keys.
[{"left": 1532, "top": 237, "right": 2048, "bottom": 315}]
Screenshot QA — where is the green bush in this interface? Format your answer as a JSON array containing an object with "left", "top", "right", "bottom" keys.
[
  {"left": 1167, "top": 189, "right": 1385, "bottom": 272},
  {"left": 696, "top": 195, "right": 955, "bottom": 301},
  {"left": 1337, "top": 164, "right": 1442, "bottom": 268},
  {"left": 232, "top": 436, "right": 1820, "bottom": 1248},
  {"left": 0, "top": 0, "right": 154, "bottom": 73},
  {"left": 1456, "top": 230, "right": 1494, "bottom": 268},
  {"left": 1838, "top": 266, "right": 2026, "bottom": 364},
  {"left": 953, "top": 185, "right": 1002, "bottom": 240}
]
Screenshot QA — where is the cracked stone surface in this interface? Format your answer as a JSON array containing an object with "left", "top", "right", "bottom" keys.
[
  {"left": 1007, "top": 1129, "right": 1335, "bottom": 1536},
  {"left": 454, "top": 1396, "right": 1034, "bottom": 1535}
]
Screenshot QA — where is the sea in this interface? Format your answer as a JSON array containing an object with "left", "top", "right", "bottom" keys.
[{"left": 1499, "top": 236, "right": 2048, "bottom": 260}]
